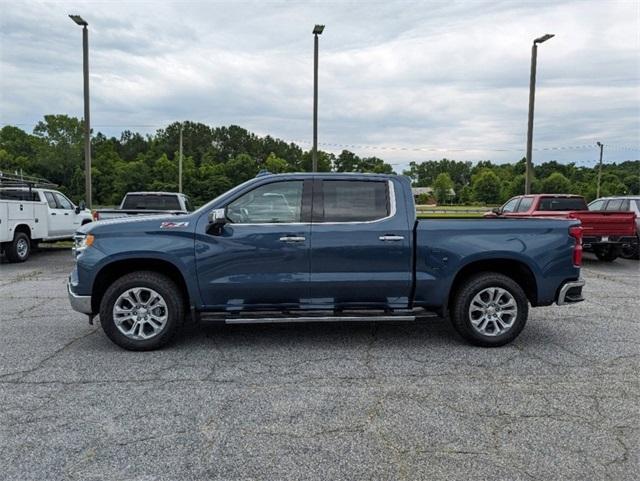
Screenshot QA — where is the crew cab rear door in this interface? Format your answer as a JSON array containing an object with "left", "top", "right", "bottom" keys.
[
  {"left": 195, "top": 179, "right": 312, "bottom": 310},
  {"left": 308, "top": 178, "right": 412, "bottom": 309}
]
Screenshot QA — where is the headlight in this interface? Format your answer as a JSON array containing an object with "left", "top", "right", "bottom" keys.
[{"left": 73, "top": 233, "right": 94, "bottom": 256}]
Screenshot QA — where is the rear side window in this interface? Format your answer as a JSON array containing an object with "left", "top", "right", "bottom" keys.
[
  {"left": 605, "top": 199, "right": 629, "bottom": 211},
  {"left": 516, "top": 197, "right": 533, "bottom": 212},
  {"left": 0, "top": 189, "right": 39, "bottom": 201},
  {"left": 319, "top": 180, "right": 389, "bottom": 222},
  {"left": 44, "top": 192, "right": 58, "bottom": 209},
  {"left": 537, "top": 197, "right": 588, "bottom": 211},
  {"left": 122, "top": 194, "right": 181, "bottom": 210}
]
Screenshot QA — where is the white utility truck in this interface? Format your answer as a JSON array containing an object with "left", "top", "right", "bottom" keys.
[{"left": 0, "top": 173, "right": 92, "bottom": 262}]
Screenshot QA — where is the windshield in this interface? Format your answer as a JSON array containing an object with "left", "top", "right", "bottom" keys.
[{"left": 538, "top": 197, "right": 588, "bottom": 211}]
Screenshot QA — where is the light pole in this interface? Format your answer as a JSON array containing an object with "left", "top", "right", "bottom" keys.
[
  {"left": 312, "top": 24, "right": 324, "bottom": 172},
  {"left": 69, "top": 14, "right": 92, "bottom": 208},
  {"left": 525, "top": 33, "right": 554, "bottom": 195},
  {"left": 596, "top": 141, "right": 604, "bottom": 198},
  {"left": 179, "top": 124, "right": 183, "bottom": 193}
]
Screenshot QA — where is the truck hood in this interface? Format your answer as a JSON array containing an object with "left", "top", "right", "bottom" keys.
[{"left": 78, "top": 213, "right": 196, "bottom": 235}]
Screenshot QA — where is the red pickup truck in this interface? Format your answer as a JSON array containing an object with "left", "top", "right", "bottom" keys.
[{"left": 486, "top": 194, "right": 637, "bottom": 262}]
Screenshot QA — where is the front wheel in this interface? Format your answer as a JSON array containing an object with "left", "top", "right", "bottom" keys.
[
  {"left": 99, "top": 271, "right": 184, "bottom": 351},
  {"left": 451, "top": 273, "right": 529, "bottom": 347},
  {"left": 594, "top": 245, "right": 619, "bottom": 262}
]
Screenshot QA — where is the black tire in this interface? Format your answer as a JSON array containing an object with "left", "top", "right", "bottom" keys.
[
  {"left": 594, "top": 245, "right": 619, "bottom": 262},
  {"left": 620, "top": 240, "right": 639, "bottom": 260},
  {"left": 5, "top": 232, "right": 31, "bottom": 263},
  {"left": 450, "top": 272, "right": 529, "bottom": 347},
  {"left": 99, "top": 271, "right": 184, "bottom": 351}
]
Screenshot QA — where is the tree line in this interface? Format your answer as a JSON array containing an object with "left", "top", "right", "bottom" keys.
[{"left": 0, "top": 115, "right": 637, "bottom": 207}]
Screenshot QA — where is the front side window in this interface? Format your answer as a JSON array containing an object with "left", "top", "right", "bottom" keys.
[
  {"left": 320, "top": 180, "right": 389, "bottom": 222},
  {"left": 54, "top": 193, "right": 73, "bottom": 209},
  {"left": 589, "top": 200, "right": 605, "bottom": 211},
  {"left": 227, "top": 181, "right": 303, "bottom": 223},
  {"left": 44, "top": 192, "right": 58, "bottom": 209},
  {"left": 501, "top": 197, "right": 520, "bottom": 213}
]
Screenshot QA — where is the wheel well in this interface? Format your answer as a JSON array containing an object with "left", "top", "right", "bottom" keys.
[
  {"left": 448, "top": 259, "right": 538, "bottom": 308},
  {"left": 14, "top": 224, "right": 31, "bottom": 238},
  {"left": 81, "top": 219, "right": 92, "bottom": 225},
  {"left": 91, "top": 258, "right": 190, "bottom": 313}
]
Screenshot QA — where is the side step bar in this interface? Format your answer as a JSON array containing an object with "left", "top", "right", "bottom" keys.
[
  {"left": 199, "top": 309, "right": 438, "bottom": 325},
  {"left": 224, "top": 315, "right": 417, "bottom": 324}
]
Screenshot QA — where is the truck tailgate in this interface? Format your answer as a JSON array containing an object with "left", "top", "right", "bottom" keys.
[{"left": 569, "top": 211, "right": 636, "bottom": 236}]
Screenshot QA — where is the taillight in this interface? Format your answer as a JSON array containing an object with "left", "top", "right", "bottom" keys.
[
  {"left": 92, "top": 210, "right": 99, "bottom": 221},
  {"left": 569, "top": 225, "right": 583, "bottom": 267}
]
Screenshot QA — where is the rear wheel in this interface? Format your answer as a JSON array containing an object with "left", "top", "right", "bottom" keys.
[
  {"left": 5, "top": 232, "right": 31, "bottom": 263},
  {"left": 621, "top": 239, "right": 639, "bottom": 260},
  {"left": 451, "top": 273, "right": 529, "bottom": 347},
  {"left": 594, "top": 245, "right": 619, "bottom": 262},
  {"left": 99, "top": 271, "right": 184, "bottom": 351}
]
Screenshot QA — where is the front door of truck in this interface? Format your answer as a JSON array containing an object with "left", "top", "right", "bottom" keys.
[
  {"left": 195, "top": 179, "right": 312, "bottom": 310},
  {"left": 308, "top": 178, "right": 412, "bottom": 309}
]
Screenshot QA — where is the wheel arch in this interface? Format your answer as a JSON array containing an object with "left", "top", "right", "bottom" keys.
[
  {"left": 13, "top": 223, "right": 31, "bottom": 238},
  {"left": 91, "top": 258, "right": 190, "bottom": 314},
  {"left": 447, "top": 258, "right": 539, "bottom": 310}
]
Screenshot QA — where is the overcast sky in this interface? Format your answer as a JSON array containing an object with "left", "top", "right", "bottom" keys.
[{"left": 1, "top": 0, "right": 638, "bottom": 170}]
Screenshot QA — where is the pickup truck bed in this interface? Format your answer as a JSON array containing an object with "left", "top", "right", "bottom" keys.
[{"left": 68, "top": 173, "right": 585, "bottom": 351}]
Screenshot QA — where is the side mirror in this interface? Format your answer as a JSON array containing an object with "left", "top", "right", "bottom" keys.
[
  {"left": 491, "top": 207, "right": 502, "bottom": 215},
  {"left": 79, "top": 200, "right": 86, "bottom": 210},
  {"left": 208, "top": 208, "right": 227, "bottom": 225}
]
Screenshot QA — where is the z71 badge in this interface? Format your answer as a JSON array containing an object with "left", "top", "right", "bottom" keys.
[{"left": 160, "top": 221, "right": 189, "bottom": 229}]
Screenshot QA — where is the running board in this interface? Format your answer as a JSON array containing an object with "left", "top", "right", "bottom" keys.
[
  {"left": 199, "top": 308, "right": 438, "bottom": 324},
  {"left": 224, "top": 315, "right": 416, "bottom": 324}
]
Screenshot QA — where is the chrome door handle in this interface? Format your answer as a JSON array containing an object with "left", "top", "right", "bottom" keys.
[
  {"left": 379, "top": 235, "right": 404, "bottom": 241},
  {"left": 279, "top": 236, "right": 306, "bottom": 242}
]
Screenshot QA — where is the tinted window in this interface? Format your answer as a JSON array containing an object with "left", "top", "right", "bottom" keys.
[
  {"left": 227, "top": 181, "right": 303, "bottom": 223},
  {"left": 54, "top": 193, "right": 73, "bottom": 209},
  {"left": 183, "top": 196, "right": 193, "bottom": 212},
  {"left": 44, "top": 192, "right": 58, "bottom": 209},
  {"left": 537, "top": 197, "right": 588, "bottom": 211},
  {"left": 0, "top": 189, "right": 39, "bottom": 201},
  {"left": 605, "top": 199, "right": 629, "bottom": 211},
  {"left": 320, "top": 180, "right": 389, "bottom": 222},
  {"left": 589, "top": 200, "right": 605, "bottom": 211},
  {"left": 501, "top": 198, "right": 520, "bottom": 213},
  {"left": 516, "top": 197, "right": 533, "bottom": 212},
  {"left": 635, "top": 200, "right": 640, "bottom": 211},
  {"left": 122, "top": 194, "right": 181, "bottom": 210}
]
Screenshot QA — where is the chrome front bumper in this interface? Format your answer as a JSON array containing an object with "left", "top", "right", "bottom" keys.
[
  {"left": 67, "top": 280, "right": 93, "bottom": 314},
  {"left": 556, "top": 279, "right": 585, "bottom": 306}
]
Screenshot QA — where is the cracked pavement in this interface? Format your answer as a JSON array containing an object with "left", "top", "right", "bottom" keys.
[{"left": 0, "top": 247, "right": 638, "bottom": 480}]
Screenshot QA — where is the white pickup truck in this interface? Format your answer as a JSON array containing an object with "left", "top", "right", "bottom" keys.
[{"left": 1, "top": 186, "right": 92, "bottom": 262}]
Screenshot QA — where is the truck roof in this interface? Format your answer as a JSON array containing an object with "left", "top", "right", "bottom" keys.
[{"left": 125, "top": 192, "right": 187, "bottom": 196}]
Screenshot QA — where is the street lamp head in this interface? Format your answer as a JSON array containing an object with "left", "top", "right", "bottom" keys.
[
  {"left": 596, "top": 141, "right": 603, "bottom": 147},
  {"left": 534, "top": 33, "right": 554, "bottom": 44},
  {"left": 313, "top": 24, "right": 325, "bottom": 35},
  {"left": 69, "top": 15, "right": 88, "bottom": 26}
]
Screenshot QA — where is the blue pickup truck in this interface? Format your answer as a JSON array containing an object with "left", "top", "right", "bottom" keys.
[{"left": 68, "top": 173, "right": 585, "bottom": 350}]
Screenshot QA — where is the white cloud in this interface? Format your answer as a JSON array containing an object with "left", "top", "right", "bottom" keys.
[{"left": 0, "top": 0, "right": 638, "bottom": 171}]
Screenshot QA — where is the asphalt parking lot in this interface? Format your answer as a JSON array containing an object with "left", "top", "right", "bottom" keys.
[{"left": 1, "top": 248, "right": 638, "bottom": 481}]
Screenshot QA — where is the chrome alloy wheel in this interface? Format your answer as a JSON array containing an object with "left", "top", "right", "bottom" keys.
[
  {"left": 16, "top": 238, "right": 29, "bottom": 258},
  {"left": 113, "top": 287, "right": 168, "bottom": 340},
  {"left": 468, "top": 287, "right": 518, "bottom": 337}
]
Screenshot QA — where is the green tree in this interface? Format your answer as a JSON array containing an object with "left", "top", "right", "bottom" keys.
[
  {"left": 433, "top": 172, "right": 454, "bottom": 204},
  {"left": 540, "top": 172, "right": 571, "bottom": 193},
  {"left": 472, "top": 169, "right": 501, "bottom": 204}
]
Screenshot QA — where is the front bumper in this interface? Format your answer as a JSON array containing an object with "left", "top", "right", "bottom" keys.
[
  {"left": 67, "top": 280, "right": 93, "bottom": 314},
  {"left": 556, "top": 279, "right": 585, "bottom": 306}
]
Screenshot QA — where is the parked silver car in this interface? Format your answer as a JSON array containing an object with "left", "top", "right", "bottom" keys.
[{"left": 589, "top": 196, "right": 640, "bottom": 259}]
